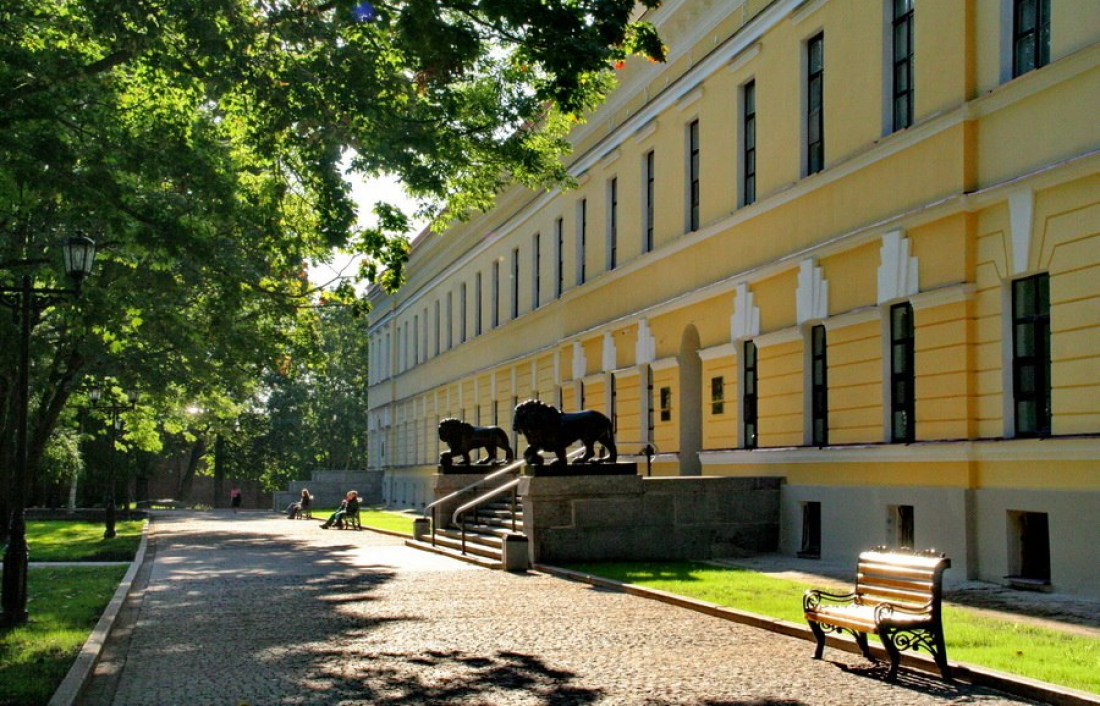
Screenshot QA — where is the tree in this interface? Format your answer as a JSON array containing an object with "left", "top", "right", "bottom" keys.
[
  {"left": 0, "top": 0, "right": 664, "bottom": 620},
  {"left": 1, "top": 0, "right": 665, "bottom": 513}
]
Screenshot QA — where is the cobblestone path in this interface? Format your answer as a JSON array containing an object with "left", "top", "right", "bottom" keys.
[{"left": 79, "top": 512, "right": 1033, "bottom": 705}]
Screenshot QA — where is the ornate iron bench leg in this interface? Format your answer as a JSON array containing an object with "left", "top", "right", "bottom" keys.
[
  {"left": 932, "top": 630, "right": 952, "bottom": 682},
  {"left": 808, "top": 620, "right": 826, "bottom": 659},
  {"left": 853, "top": 632, "right": 875, "bottom": 662},
  {"left": 879, "top": 628, "right": 902, "bottom": 681}
]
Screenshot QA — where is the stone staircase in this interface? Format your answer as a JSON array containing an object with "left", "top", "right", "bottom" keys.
[{"left": 406, "top": 494, "right": 524, "bottom": 569}]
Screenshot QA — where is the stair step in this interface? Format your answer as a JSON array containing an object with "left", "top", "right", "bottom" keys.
[
  {"left": 435, "top": 526, "right": 509, "bottom": 544},
  {"left": 404, "top": 539, "right": 503, "bottom": 569},
  {"left": 427, "top": 531, "right": 504, "bottom": 560}
]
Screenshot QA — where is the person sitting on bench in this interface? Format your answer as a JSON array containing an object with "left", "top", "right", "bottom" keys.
[
  {"left": 285, "top": 488, "right": 313, "bottom": 519},
  {"left": 320, "top": 490, "right": 359, "bottom": 529}
]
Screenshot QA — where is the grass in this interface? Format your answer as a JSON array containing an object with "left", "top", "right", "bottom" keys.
[
  {"left": 310, "top": 505, "right": 417, "bottom": 535},
  {"left": 566, "top": 561, "right": 1098, "bottom": 694},
  {"left": 26, "top": 520, "right": 144, "bottom": 562},
  {"left": 0, "top": 565, "right": 128, "bottom": 706}
]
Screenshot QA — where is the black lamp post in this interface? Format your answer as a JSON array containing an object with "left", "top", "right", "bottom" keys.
[
  {"left": 0, "top": 234, "right": 96, "bottom": 627},
  {"left": 89, "top": 387, "right": 139, "bottom": 539}
]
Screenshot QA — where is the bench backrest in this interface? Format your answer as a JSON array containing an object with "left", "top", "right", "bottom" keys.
[{"left": 855, "top": 548, "right": 950, "bottom": 613}]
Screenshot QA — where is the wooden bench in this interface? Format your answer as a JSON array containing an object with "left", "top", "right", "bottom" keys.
[
  {"left": 337, "top": 507, "right": 361, "bottom": 530},
  {"left": 803, "top": 547, "right": 951, "bottom": 681}
]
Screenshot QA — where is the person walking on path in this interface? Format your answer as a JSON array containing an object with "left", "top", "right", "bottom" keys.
[{"left": 229, "top": 485, "right": 242, "bottom": 513}]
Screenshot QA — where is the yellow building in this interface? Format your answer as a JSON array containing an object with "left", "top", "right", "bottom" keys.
[{"left": 366, "top": 0, "right": 1100, "bottom": 596}]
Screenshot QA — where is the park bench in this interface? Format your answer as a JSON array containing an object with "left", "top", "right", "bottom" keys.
[
  {"left": 803, "top": 547, "right": 951, "bottom": 681},
  {"left": 337, "top": 506, "right": 361, "bottom": 530}
]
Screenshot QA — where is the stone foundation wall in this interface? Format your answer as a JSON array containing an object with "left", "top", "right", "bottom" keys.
[
  {"left": 520, "top": 473, "right": 782, "bottom": 564},
  {"left": 272, "top": 470, "right": 383, "bottom": 513}
]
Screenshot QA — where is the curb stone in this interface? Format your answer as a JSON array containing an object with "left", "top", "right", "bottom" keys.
[{"left": 48, "top": 521, "right": 151, "bottom": 706}]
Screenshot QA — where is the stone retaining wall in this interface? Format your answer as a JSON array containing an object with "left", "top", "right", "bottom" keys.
[{"left": 520, "top": 474, "right": 782, "bottom": 564}]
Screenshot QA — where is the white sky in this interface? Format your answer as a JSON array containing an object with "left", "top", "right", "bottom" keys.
[{"left": 308, "top": 171, "right": 427, "bottom": 289}]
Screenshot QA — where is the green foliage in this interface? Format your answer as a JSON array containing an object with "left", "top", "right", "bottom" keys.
[
  {"left": 566, "top": 562, "right": 1099, "bottom": 694},
  {"left": 0, "top": 566, "right": 128, "bottom": 706},
  {"left": 1, "top": 0, "right": 665, "bottom": 515}
]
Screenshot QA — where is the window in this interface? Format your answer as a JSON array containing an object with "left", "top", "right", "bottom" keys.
[
  {"left": 554, "top": 217, "right": 564, "bottom": 298},
  {"left": 742, "top": 80, "right": 757, "bottom": 206},
  {"left": 806, "top": 33, "right": 825, "bottom": 175},
  {"left": 1013, "top": 0, "right": 1051, "bottom": 77},
  {"left": 412, "top": 315, "right": 418, "bottom": 365},
  {"left": 687, "top": 119, "right": 700, "bottom": 231},
  {"left": 811, "top": 325, "right": 828, "bottom": 446},
  {"left": 799, "top": 501, "right": 821, "bottom": 559},
  {"left": 433, "top": 300, "right": 440, "bottom": 356},
  {"left": 711, "top": 376, "right": 725, "bottom": 415},
  {"left": 1012, "top": 274, "right": 1051, "bottom": 437},
  {"left": 645, "top": 368, "right": 655, "bottom": 440},
  {"left": 475, "top": 272, "right": 483, "bottom": 335},
  {"left": 743, "top": 340, "right": 758, "bottom": 449},
  {"left": 532, "top": 232, "right": 541, "bottom": 310},
  {"left": 510, "top": 247, "right": 520, "bottom": 320},
  {"left": 892, "top": 0, "right": 914, "bottom": 131},
  {"left": 607, "top": 177, "right": 618, "bottom": 270},
  {"left": 459, "top": 283, "right": 467, "bottom": 343},
  {"left": 576, "top": 198, "right": 587, "bottom": 285},
  {"left": 491, "top": 260, "right": 500, "bottom": 328},
  {"left": 659, "top": 386, "right": 672, "bottom": 422},
  {"left": 890, "top": 302, "right": 915, "bottom": 443},
  {"left": 643, "top": 150, "right": 655, "bottom": 253},
  {"left": 446, "top": 292, "right": 453, "bottom": 350}
]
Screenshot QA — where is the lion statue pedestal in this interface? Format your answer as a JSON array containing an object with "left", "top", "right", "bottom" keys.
[{"left": 522, "top": 461, "right": 637, "bottom": 477}]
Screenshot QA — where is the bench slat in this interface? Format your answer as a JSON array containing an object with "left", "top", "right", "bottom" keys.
[
  {"left": 858, "top": 561, "right": 938, "bottom": 580},
  {"left": 858, "top": 574, "right": 935, "bottom": 592}
]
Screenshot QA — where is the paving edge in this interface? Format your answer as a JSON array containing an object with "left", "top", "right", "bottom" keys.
[
  {"left": 48, "top": 521, "right": 151, "bottom": 706},
  {"left": 535, "top": 564, "right": 1099, "bottom": 706}
]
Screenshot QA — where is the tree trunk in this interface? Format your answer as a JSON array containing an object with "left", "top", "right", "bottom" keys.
[{"left": 177, "top": 437, "right": 206, "bottom": 502}]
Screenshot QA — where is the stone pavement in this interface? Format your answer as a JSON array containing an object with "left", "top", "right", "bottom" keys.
[{"left": 75, "top": 511, "right": 1038, "bottom": 706}]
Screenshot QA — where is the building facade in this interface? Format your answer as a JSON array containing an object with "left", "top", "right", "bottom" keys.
[{"left": 366, "top": 0, "right": 1100, "bottom": 596}]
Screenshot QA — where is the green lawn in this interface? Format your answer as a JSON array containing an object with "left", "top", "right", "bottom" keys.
[
  {"left": 310, "top": 506, "right": 416, "bottom": 535},
  {"left": 26, "top": 520, "right": 144, "bottom": 562},
  {"left": 0, "top": 565, "right": 128, "bottom": 706},
  {"left": 566, "top": 561, "right": 1098, "bottom": 694}
]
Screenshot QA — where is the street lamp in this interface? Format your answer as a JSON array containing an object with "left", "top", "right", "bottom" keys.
[
  {"left": 0, "top": 234, "right": 97, "bottom": 627},
  {"left": 89, "top": 387, "right": 139, "bottom": 539}
]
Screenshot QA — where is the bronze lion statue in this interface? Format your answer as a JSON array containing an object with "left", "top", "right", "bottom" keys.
[
  {"left": 512, "top": 399, "right": 617, "bottom": 465},
  {"left": 438, "top": 418, "right": 514, "bottom": 468}
]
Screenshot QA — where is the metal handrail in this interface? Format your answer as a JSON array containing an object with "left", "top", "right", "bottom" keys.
[
  {"left": 453, "top": 477, "right": 522, "bottom": 555},
  {"left": 452, "top": 477, "right": 522, "bottom": 528},
  {"left": 422, "top": 458, "right": 526, "bottom": 546},
  {"left": 421, "top": 459, "right": 524, "bottom": 520}
]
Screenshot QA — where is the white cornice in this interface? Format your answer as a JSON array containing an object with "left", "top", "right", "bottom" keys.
[
  {"left": 790, "top": 0, "right": 829, "bottom": 26},
  {"left": 910, "top": 283, "right": 976, "bottom": 311},
  {"left": 633, "top": 119, "right": 659, "bottom": 144},
  {"left": 727, "top": 42, "right": 762, "bottom": 75},
  {"left": 698, "top": 342, "right": 737, "bottom": 361},
  {"left": 698, "top": 437, "right": 1100, "bottom": 466},
  {"left": 650, "top": 357, "right": 679, "bottom": 371},
  {"left": 823, "top": 306, "right": 879, "bottom": 332},
  {"left": 676, "top": 86, "right": 705, "bottom": 111},
  {"left": 755, "top": 327, "right": 802, "bottom": 349}
]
